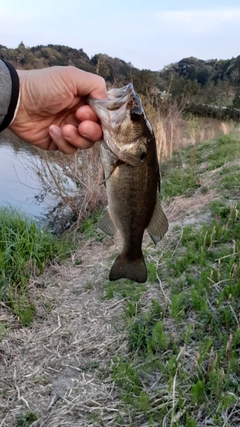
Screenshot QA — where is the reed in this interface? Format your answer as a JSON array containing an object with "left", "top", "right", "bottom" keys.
[{"left": 23, "top": 107, "right": 239, "bottom": 228}]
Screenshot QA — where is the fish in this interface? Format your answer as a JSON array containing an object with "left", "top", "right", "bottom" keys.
[{"left": 87, "top": 83, "right": 168, "bottom": 283}]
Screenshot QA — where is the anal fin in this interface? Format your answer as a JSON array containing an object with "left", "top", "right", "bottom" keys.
[
  {"left": 147, "top": 198, "right": 168, "bottom": 245},
  {"left": 98, "top": 208, "right": 117, "bottom": 236}
]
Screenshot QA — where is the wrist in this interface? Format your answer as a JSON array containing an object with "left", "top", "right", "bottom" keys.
[{"left": 0, "top": 60, "right": 20, "bottom": 132}]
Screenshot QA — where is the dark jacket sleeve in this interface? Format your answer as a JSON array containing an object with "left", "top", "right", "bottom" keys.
[{"left": 0, "top": 59, "right": 20, "bottom": 132}]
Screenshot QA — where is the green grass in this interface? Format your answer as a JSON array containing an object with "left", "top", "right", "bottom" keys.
[
  {"left": 102, "top": 134, "right": 240, "bottom": 426},
  {"left": 188, "top": 134, "right": 240, "bottom": 170},
  {"left": 0, "top": 207, "right": 71, "bottom": 325},
  {"left": 104, "top": 280, "right": 146, "bottom": 321},
  {"left": 161, "top": 167, "right": 200, "bottom": 199},
  {"left": 204, "top": 135, "right": 240, "bottom": 170},
  {"left": 161, "top": 134, "right": 240, "bottom": 200},
  {"left": 106, "top": 201, "right": 240, "bottom": 426},
  {"left": 79, "top": 209, "right": 104, "bottom": 241},
  {"left": 219, "top": 165, "right": 240, "bottom": 197},
  {"left": 12, "top": 412, "right": 38, "bottom": 427}
]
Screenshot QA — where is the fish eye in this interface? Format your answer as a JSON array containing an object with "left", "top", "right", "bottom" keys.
[
  {"left": 140, "top": 152, "right": 147, "bottom": 162},
  {"left": 130, "top": 109, "right": 142, "bottom": 122}
]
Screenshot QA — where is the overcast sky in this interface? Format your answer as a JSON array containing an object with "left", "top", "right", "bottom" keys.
[{"left": 1, "top": 0, "right": 240, "bottom": 71}]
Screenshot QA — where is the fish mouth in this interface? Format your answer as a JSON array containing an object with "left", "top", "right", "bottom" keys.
[
  {"left": 87, "top": 84, "right": 143, "bottom": 126},
  {"left": 87, "top": 84, "right": 146, "bottom": 167},
  {"left": 107, "top": 83, "right": 133, "bottom": 105}
]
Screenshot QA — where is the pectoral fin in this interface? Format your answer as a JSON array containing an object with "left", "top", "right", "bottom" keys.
[
  {"left": 98, "top": 209, "right": 117, "bottom": 236},
  {"left": 147, "top": 199, "right": 168, "bottom": 245},
  {"left": 100, "top": 159, "right": 124, "bottom": 185}
]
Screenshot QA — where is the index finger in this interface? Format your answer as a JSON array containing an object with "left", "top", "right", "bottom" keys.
[{"left": 71, "top": 68, "right": 108, "bottom": 100}]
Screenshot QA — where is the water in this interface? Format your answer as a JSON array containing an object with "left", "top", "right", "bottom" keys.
[{"left": 0, "top": 131, "right": 51, "bottom": 220}]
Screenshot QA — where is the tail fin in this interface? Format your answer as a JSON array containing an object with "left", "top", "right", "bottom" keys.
[{"left": 109, "top": 253, "right": 147, "bottom": 283}]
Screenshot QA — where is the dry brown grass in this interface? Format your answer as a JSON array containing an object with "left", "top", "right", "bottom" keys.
[
  {"left": 0, "top": 177, "right": 223, "bottom": 426},
  {"left": 20, "top": 110, "right": 238, "bottom": 230},
  {"left": 154, "top": 112, "right": 238, "bottom": 162},
  {"left": 0, "top": 240, "right": 125, "bottom": 426},
  {"left": 163, "top": 188, "right": 219, "bottom": 224},
  {"left": 0, "top": 231, "right": 172, "bottom": 426},
  {"left": 19, "top": 142, "right": 107, "bottom": 229}
]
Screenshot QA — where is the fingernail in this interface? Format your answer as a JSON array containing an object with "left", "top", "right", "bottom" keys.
[
  {"left": 81, "top": 123, "right": 94, "bottom": 139},
  {"left": 49, "top": 125, "right": 61, "bottom": 137},
  {"left": 65, "top": 130, "right": 75, "bottom": 139}
]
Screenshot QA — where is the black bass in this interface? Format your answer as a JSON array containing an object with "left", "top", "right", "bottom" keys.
[{"left": 87, "top": 84, "right": 168, "bottom": 283}]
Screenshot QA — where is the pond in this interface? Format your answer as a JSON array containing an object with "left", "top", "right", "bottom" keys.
[
  {"left": 0, "top": 131, "right": 52, "bottom": 221},
  {"left": 0, "top": 130, "right": 105, "bottom": 233}
]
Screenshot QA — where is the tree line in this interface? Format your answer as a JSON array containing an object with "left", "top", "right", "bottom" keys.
[{"left": 1, "top": 43, "right": 240, "bottom": 118}]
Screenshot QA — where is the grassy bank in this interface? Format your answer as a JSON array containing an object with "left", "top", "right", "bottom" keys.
[
  {"left": 0, "top": 208, "right": 71, "bottom": 325},
  {"left": 97, "top": 134, "right": 240, "bottom": 426},
  {"left": 105, "top": 202, "right": 240, "bottom": 426},
  {"left": 1, "top": 133, "right": 239, "bottom": 426}
]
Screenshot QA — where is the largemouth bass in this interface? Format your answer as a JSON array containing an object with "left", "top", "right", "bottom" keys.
[{"left": 87, "top": 84, "right": 168, "bottom": 283}]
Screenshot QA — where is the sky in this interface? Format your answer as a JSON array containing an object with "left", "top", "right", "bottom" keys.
[{"left": 1, "top": 0, "right": 240, "bottom": 71}]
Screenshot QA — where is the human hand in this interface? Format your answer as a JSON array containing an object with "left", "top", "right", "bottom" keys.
[{"left": 9, "top": 66, "right": 107, "bottom": 154}]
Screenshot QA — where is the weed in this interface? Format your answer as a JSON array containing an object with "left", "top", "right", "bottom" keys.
[
  {"left": 205, "top": 134, "right": 240, "bottom": 169},
  {"left": 191, "top": 379, "right": 206, "bottom": 404},
  {"left": 112, "top": 355, "right": 142, "bottom": 396},
  {"left": 161, "top": 134, "right": 240, "bottom": 200},
  {"left": 170, "top": 292, "right": 186, "bottom": 319},
  {"left": 13, "top": 412, "right": 38, "bottom": 427},
  {"left": 79, "top": 209, "right": 104, "bottom": 241},
  {"left": 0, "top": 323, "right": 7, "bottom": 339},
  {"left": 200, "top": 186, "right": 208, "bottom": 194},
  {"left": 220, "top": 168, "right": 240, "bottom": 194},
  {"left": 19, "top": 303, "right": 37, "bottom": 327},
  {"left": 161, "top": 167, "right": 200, "bottom": 199},
  {"left": 0, "top": 207, "right": 71, "bottom": 323},
  {"left": 128, "top": 300, "right": 166, "bottom": 354},
  {"left": 124, "top": 300, "right": 141, "bottom": 317},
  {"left": 146, "top": 261, "right": 158, "bottom": 283},
  {"left": 104, "top": 279, "right": 146, "bottom": 302}
]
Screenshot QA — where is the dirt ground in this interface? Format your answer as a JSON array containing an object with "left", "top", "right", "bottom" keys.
[{"left": 0, "top": 189, "right": 220, "bottom": 427}]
